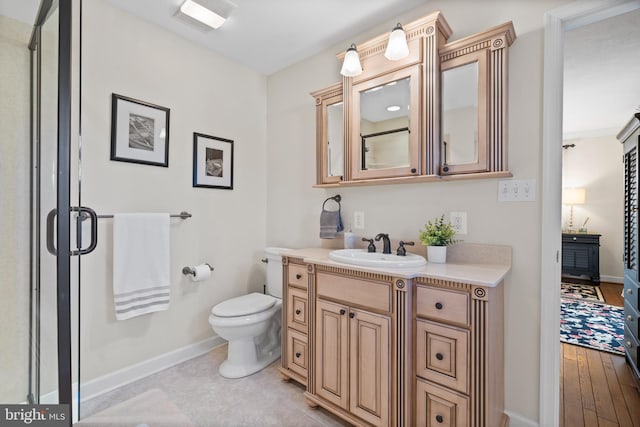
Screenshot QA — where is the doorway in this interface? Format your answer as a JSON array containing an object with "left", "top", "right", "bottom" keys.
[{"left": 541, "top": 1, "right": 640, "bottom": 426}]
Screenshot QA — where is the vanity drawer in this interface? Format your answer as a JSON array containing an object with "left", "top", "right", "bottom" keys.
[
  {"left": 416, "top": 285, "right": 469, "bottom": 326},
  {"left": 288, "top": 264, "right": 308, "bottom": 289},
  {"left": 287, "top": 287, "right": 309, "bottom": 333},
  {"left": 625, "top": 300, "right": 639, "bottom": 339},
  {"left": 416, "top": 320, "right": 469, "bottom": 394},
  {"left": 316, "top": 272, "right": 390, "bottom": 313},
  {"left": 287, "top": 329, "right": 308, "bottom": 380},
  {"left": 416, "top": 379, "right": 469, "bottom": 427}
]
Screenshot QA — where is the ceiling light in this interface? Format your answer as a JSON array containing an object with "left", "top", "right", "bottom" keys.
[
  {"left": 386, "top": 105, "right": 401, "bottom": 112},
  {"left": 340, "top": 44, "right": 363, "bottom": 77},
  {"left": 384, "top": 23, "right": 409, "bottom": 61},
  {"left": 177, "top": 0, "right": 235, "bottom": 30}
]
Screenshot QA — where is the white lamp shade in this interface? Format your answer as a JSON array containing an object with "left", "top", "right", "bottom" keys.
[
  {"left": 562, "top": 187, "right": 586, "bottom": 205},
  {"left": 340, "top": 45, "right": 363, "bottom": 77},
  {"left": 384, "top": 25, "right": 409, "bottom": 60}
]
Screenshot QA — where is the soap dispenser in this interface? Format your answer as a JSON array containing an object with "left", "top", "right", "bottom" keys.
[{"left": 344, "top": 226, "right": 356, "bottom": 249}]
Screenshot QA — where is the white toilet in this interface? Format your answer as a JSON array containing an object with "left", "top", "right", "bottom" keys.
[{"left": 208, "top": 247, "right": 287, "bottom": 378}]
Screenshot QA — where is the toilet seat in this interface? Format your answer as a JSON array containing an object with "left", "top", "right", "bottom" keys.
[{"left": 211, "top": 292, "right": 276, "bottom": 318}]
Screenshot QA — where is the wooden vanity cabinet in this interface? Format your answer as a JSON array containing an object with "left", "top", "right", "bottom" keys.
[{"left": 280, "top": 259, "right": 505, "bottom": 426}]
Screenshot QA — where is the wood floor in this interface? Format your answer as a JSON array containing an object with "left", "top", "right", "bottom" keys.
[{"left": 560, "top": 281, "right": 640, "bottom": 426}]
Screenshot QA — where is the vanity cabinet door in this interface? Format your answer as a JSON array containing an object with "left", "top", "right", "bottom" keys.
[
  {"left": 315, "top": 300, "right": 349, "bottom": 410},
  {"left": 349, "top": 308, "right": 390, "bottom": 427}
]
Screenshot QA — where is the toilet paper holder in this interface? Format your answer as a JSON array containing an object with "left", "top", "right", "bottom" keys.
[{"left": 182, "top": 263, "right": 214, "bottom": 276}]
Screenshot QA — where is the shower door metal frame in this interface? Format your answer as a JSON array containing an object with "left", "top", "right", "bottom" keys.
[{"left": 28, "top": 0, "right": 74, "bottom": 409}]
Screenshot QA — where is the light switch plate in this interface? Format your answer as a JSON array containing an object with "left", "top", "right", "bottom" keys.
[
  {"left": 353, "top": 211, "right": 365, "bottom": 229},
  {"left": 498, "top": 179, "right": 536, "bottom": 202}
]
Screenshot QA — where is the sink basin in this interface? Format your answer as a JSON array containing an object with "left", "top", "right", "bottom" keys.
[{"left": 329, "top": 249, "right": 427, "bottom": 268}]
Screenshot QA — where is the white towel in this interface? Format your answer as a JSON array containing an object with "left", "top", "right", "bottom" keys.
[{"left": 113, "top": 213, "right": 170, "bottom": 320}]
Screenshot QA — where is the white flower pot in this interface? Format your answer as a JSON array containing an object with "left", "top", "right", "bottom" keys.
[{"left": 427, "top": 246, "right": 447, "bottom": 263}]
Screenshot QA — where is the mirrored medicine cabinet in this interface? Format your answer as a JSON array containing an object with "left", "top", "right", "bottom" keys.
[{"left": 312, "top": 13, "right": 515, "bottom": 187}]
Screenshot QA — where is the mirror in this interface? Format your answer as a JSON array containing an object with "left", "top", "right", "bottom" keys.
[
  {"left": 439, "top": 49, "right": 488, "bottom": 175},
  {"left": 360, "top": 78, "right": 410, "bottom": 170},
  {"left": 442, "top": 62, "right": 478, "bottom": 166},
  {"left": 327, "top": 101, "right": 343, "bottom": 177},
  {"left": 312, "top": 83, "right": 343, "bottom": 184},
  {"left": 351, "top": 66, "right": 420, "bottom": 180}
]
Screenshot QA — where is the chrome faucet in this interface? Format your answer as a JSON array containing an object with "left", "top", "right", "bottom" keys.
[{"left": 375, "top": 233, "right": 391, "bottom": 254}]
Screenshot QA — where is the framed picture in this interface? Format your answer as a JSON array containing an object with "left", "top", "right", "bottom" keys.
[
  {"left": 193, "top": 132, "right": 234, "bottom": 190},
  {"left": 110, "top": 93, "right": 170, "bottom": 167}
]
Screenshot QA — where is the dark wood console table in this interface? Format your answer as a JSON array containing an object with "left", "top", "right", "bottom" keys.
[{"left": 562, "top": 233, "right": 601, "bottom": 283}]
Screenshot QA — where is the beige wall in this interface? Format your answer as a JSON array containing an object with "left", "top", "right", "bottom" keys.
[
  {"left": 79, "top": 0, "right": 267, "bottom": 381},
  {"left": 266, "top": 0, "right": 570, "bottom": 423},
  {"left": 563, "top": 135, "right": 624, "bottom": 281},
  {"left": 0, "top": 15, "right": 31, "bottom": 404}
]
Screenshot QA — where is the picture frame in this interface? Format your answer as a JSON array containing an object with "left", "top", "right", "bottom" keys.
[
  {"left": 110, "top": 93, "right": 170, "bottom": 167},
  {"left": 192, "top": 132, "right": 234, "bottom": 190}
]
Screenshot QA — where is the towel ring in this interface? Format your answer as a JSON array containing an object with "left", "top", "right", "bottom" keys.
[{"left": 322, "top": 194, "right": 341, "bottom": 211}]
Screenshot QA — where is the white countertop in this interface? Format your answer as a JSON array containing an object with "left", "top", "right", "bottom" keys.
[{"left": 281, "top": 247, "right": 510, "bottom": 287}]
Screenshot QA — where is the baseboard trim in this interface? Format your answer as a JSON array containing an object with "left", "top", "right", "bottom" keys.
[
  {"left": 601, "top": 275, "right": 623, "bottom": 284},
  {"left": 504, "top": 410, "right": 538, "bottom": 427},
  {"left": 40, "top": 335, "right": 225, "bottom": 406}
]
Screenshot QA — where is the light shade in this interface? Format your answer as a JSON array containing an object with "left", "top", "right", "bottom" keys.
[
  {"left": 340, "top": 44, "right": 363, "bottom": 77},
  {"left": 384, "top": 23, "right": 409, "bottom": 61},
  {"left": 562, "top": 187, "right": 586, "bottom": 205},
  {"left": 179, "top": 0, "right": 227, "bottom": 29}
]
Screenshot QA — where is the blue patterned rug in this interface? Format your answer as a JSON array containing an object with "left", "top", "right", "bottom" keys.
[{"left": 560, "top": 298, "right": 625, "bottom": 355}]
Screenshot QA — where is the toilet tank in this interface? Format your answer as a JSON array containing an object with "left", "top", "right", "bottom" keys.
[{"left": 264, "top": 247, "right": 288, "bottom": 298}]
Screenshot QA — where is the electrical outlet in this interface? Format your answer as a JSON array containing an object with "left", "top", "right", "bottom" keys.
[
  {"left": 353, "top": 211, "right": 365, "bottom": 229},
  {"left": 450, "top": 212, "right": 467, "bottom": 234},
  {"left": 498, "top": 179, "right": 536, "bottom": 202}
]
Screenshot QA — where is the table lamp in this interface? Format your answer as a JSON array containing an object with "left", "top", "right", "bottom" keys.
[{"left": 562, "top": 187, "right": 586, "bottom": 232}]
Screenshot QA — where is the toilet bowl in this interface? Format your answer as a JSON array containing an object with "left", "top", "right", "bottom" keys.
[{"left": 208, "top": 248, "right": 287, "bottom": 378}]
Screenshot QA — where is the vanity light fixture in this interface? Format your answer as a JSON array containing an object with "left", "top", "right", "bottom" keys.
[
  {"left": 340, "top": 44, "right": 363, "bottom": 77},
  {"left": 386, "top": 105, "right": 401, "bottom": 112},
  {"left": 384, "top": 23, "right": 409, "bottom": 61},
  {"left": 177, "top": 0, "right": 235, "bottom": 30}
]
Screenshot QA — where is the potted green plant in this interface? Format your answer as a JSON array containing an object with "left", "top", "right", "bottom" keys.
[{"left": 419, "top": 214, "right": 456, "bottom": 263}]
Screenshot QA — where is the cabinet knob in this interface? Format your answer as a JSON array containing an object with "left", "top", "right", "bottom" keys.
[
  {"left": 349, "top": 312, "right": 355, "bottom": 319},
  {"left": 627, "top": 288, "right": 633, "bottom": 295},
  {"left": 295, "top": 309, "right": 301, "bottom": 315},
  {"left": 435, "top": 302, "right": 443, "bottom": 310},
  {"left": 339, "top": 309, "right": 346, "bottom": 315},
  {"left": 296, "top": 274, "right": 303, "bottom": 280},
  {"left": 411, "top": 168, "right": 417, "bottom": 174},
  {"left": 572, "top": 237, "right": 577, "bottom": 241},
  {"left": 627, "top": 315, "right": 634, "bottom": 322},
  {"left": 436, "top": 353, "right": 444, "bottom": 361},
  {"left": 435, "top": 415, "right": 444, "bottom": 423},
  {"left": 295, "top": 352, "right": 301, "bottom": 358},
  {"left": 627, "top": 341, "right": 633, "bottom": 349}
]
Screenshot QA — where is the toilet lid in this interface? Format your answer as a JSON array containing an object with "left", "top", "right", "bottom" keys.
[{"left": 211, "top": 292, "right": 276, "bottom": 317}]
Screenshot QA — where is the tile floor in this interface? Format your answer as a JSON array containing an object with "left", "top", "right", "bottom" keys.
[{"left": 80, "top": 344, "right": 349, "bottom": 427}]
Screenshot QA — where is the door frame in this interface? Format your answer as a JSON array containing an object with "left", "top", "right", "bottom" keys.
[{"left": 540, "top": 1, "right": 640, "bottom": 425}]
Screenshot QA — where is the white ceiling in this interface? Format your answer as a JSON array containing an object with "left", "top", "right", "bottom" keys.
[
  {"left": 563, "top": 8, "right": 640, "bottom": 138},
  {"left": 2, "top": 0, "right": 638, "bottom": 137}
]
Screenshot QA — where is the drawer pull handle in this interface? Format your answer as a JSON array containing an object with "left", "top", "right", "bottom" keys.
[
  {"left": 436, "top": 353, "right": 444, "bottom": 361},
  {"left": 627, "top": 341, "right": 633, "bottom": 348},
  {"left": 349, "top": 312, "right": 355, "bottom": 319},
  {"left": 435, "top": 415, "right": 444, "bottom": 423},
  {"left": 339, "top": 309, "right": 346, "bottom": 315},
  {"left": 435, "top": 302, "right": 443, "bottom": 310},
  {"left": 627, "top": 315, "right": 634, "bottom": 322},
  {"left": 296, "top": 274, "right": 303, "bottom": 280},
  {"left": 295, "top": 352, "right": 301, "bottom": 358},
  {"left": 295, "top": 309, "right": 301, "bottom": 315},
  {"left": 627, "top": 289, "right": 633, "bottom": 295}
]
